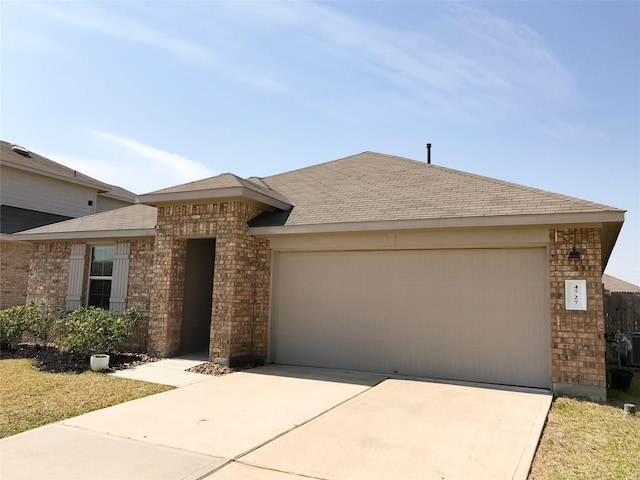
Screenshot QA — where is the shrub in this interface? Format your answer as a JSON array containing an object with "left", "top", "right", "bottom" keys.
[
  {"left": 56, "top": 306, "right": 142, "bottom": 357},
  {"left": 26, "top": 300, "right": 64, "bottom": 346},
  {"left": 0, "top": 305, "right": 36, "bottom": 350}
]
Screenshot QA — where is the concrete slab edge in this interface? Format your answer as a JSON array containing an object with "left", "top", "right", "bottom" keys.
[{"left": 512, "top": 394, "right": 553, "bottom": 480}]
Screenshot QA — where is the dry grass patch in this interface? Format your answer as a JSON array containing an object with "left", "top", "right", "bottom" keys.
[
  {"left": 529, "top": 372, "right": 640, "bottom": 480},
  {"left": 0, "top": 359, "right": 173, "bottom": 438}
]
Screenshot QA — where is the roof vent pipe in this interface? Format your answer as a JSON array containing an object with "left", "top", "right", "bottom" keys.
[{"left": 426, "top": 143, "right": 431, "bottom": 164}]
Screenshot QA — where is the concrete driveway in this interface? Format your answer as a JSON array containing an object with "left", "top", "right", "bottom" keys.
[{"left": 0, "top": 365, "right": 551, "bottom": 480}]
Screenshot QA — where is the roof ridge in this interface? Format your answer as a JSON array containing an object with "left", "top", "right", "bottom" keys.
[
  {"left": 259, "top": 151, "right": 427, "bottom": 194},
  {"left": 143, "top": 172, "right": 237, "bottom": 195}
]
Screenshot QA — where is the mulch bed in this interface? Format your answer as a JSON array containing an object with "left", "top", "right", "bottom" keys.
[
  {"left": 0, "top": 343, "right": 158, "bottom": 374},
  {"left": 1, "top": 343, "right": 256, "bottom": 376}
]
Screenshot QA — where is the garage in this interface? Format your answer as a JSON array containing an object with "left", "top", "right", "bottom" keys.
[{"left": 270, "top": 248, "right": 551, "bottom": 389}]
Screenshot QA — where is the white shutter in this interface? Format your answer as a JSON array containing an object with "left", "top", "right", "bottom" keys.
[
  {"left": 66, "top": 244, "right": 86, "bottom": 311},
  {"left": 109, "top": 242, "right": 130, "bottom": 313}
]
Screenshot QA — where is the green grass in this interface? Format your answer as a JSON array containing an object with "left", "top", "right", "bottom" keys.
[
  {"left": 529, "top": 371, "right": 640, "bottom": 480},
  {"left": 0, "top": 359, "right": 173, "bottom": 438}
]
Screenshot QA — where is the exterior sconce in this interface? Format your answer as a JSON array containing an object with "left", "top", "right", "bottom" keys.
[{"left": 568, "top": 246, "right": 581, "bottom": 260}]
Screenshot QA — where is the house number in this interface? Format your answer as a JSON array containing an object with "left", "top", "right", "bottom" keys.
[{"left": 565, "top": 280, "right": 587, "bottom": 311}]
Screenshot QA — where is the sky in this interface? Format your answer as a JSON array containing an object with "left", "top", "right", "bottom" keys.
[{"left": 1, "top": 1, "right": 638, "bottom": 284}]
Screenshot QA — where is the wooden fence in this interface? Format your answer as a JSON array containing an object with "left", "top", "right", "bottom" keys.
[{"left": 604, "top": 291, "right": 640, "bottom": 334}]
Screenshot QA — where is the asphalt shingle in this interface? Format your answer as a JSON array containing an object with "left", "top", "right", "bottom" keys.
[{"left": 252, "top": 151, "right": 621, "bottom": 227}]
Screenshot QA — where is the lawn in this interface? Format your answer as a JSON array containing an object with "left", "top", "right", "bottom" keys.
[
  {"left": 0, "top": 359, "right": 173, "bottom": 438},
  {"left": 529, "top": 369, "right": 640, "bottom": 480}
]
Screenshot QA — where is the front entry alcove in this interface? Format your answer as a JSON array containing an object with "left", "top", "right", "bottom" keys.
[{"left": 180, "top": 238, "right": 215, "bottom": 355}]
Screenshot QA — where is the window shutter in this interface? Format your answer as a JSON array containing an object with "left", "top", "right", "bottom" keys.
[
  {"left": 66, "top": 244, "right": 86, "bottom": 311},
  {"left": 109, "top": 242, "right": 130, "bottom": 313}
]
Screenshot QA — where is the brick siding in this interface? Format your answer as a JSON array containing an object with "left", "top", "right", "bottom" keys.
[
  {"left": 25, "top": 239, "right": 154, "bottom": 352},
  {"left": 0, "top": 238, "right": 34, "bottom": 309},
  {"left": 121, "top": 239, "right": 155, "bottom": 351},
  {"left": 549, "top": 227, "right": 606, "bottom": 400},
  {"left": 148, "top": 201, "right": 270, "bottom": 365},
  {"left": 27, "top": 241, "right": 73, "bottom": 309}
]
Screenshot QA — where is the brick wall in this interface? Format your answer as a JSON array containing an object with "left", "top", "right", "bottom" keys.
[
  {"left": 27, "top": 241, "right": 73, "bottom": 309},
  {"left": 25, "top": 238, "right": 153, "bottom": 352},
  {"left": 122, "top": 239, "right": 155, "bottom": 351},
  {"left": 148, "top": 201, "right": 271, "bottom": 365},
  {"left": 0, "top": 238, "right": 34, "bottom": 309},
  {"left": 549, "top": 227, "right": 606, "bottom": 401}
]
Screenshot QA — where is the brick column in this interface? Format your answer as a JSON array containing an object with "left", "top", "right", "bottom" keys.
[
  {"left": 148, "top": 222, "right": 187, "bottom": 357},
  {"left": 549, "top": 227, "right": 606, "bottom": 401},
  {"left": 210, "top": 202, "right": 271, "bottom": 366}
]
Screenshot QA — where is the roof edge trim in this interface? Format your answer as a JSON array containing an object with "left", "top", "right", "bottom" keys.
[
  {"left": 14, "top": 228, "right": 156, "bottom": 241},
  {"left": 249, "top": 211, "right": 625, "bottom": 236},
  {"left": 138, "top": 186, "right": 292, "bottom": 210}
]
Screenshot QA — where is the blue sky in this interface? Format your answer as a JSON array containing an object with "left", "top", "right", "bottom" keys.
[{"left": 1, "top": 1, "right": 638, "bottom": 284}]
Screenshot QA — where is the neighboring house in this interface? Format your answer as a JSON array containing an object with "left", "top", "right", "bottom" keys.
[
  {"left": 16, "top": 151, "right": 625, "bottom": 401},
  {"left": 0, "top": 141, "right": 136, "bottom": 308},
  {"left": 603, "top": 274, "right": 640, "bottom": 334}
]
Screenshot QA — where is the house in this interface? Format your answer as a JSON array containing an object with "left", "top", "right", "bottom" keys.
[
  {"left": 15, "top": 151, "right": 625, "bottom": 401},
  {"left": 0, "top": 140, "right": 136, "bottom": 308},
  {"left": 603, "top": 274, "right": 640, "bottom": 334}
]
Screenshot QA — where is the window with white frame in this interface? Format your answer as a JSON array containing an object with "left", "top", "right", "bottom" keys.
[{"left": 88, "top": 246, "right": 114, "bottom": 309}]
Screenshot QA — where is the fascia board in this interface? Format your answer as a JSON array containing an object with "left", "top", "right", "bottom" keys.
[
  {"left": 139, "top": 186, "right": 291, "bottom": 210},
  {"left": 14, "top": 228, "right": 156, "bottom": 241},
  {"left": 249, "top": 211, "right": 625, "bottom": 236}
]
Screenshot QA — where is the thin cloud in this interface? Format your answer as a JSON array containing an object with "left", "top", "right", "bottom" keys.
[
  {"left": 38, "top": 2, "right": 215, "bottom": 67},
  {"left": 227, "top": 1, "right": 577, "bottom": 122},
  {"left": 53, "top": 131, "right": 217, "bottom": 193},
  {"left": 35, "top": 2, "right": 284, "bottom": 91},
  {"left": 90, "top": 130, "right": 215, "bottom": 186}
]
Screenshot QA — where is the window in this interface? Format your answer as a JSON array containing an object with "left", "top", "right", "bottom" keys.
[{"left": 88, "top": 246, "right": 114, "bottom": 309}]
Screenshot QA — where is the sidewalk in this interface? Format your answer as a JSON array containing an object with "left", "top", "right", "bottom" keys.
[{"left": 109, "top": 353, "right": 212, "bottom": 387}]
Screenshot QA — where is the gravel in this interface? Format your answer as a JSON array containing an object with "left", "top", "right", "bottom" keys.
[{"left": 186, "top": 362, "right": 254, "bottom": 376}]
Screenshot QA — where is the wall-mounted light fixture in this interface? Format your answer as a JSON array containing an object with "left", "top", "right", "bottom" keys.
[{"left": 568, "top": 246, "right": 582, "bottom": 260}]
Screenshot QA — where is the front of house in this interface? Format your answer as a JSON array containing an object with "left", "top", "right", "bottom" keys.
[{"left": 16, "top": 152, "right": 625, "bottom": 401}]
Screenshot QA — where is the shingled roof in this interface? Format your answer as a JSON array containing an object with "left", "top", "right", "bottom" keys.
[
  {"left": 603, "top": 274, "right": 640, "bottom": 293},
  {"left": 15, "top": 204, "right": 156, "bottom": 240},
  {"left": 249, "top": 151, "right": 623, "bottom": 229},
  {"left": 16, "top": 151, "right": 624, "bottom": 249},
  {"left": 138, "top": 173, "right": 290, "bottom": 209}
]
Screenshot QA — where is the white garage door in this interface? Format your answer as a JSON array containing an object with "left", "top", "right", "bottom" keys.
[{"left": 271, "top": 248, "right": 550, "bottom": 388}]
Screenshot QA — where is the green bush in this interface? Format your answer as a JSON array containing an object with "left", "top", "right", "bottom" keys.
[
  {"left": 56, "top": 306, "right": 141, "bottom": 357},
  {"left": 26, "top": 300, "right": 64, "bottom": 346},
  {"left": 0, "top": 305, "right": 36, "bottom": 349}
]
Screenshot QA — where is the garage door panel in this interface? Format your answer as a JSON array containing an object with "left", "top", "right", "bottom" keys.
[{"left": 271, "top": 248, "right": 550, "bottom": 388}]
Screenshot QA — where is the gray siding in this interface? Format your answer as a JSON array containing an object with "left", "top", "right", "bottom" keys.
[{"left": 1, "top": 167, "right": 97, "bottom": 218}]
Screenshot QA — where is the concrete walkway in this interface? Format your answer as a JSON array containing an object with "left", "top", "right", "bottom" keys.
[
  {"left": 108, "top": 354, "right": 212, "bottom": 387},
  {"left": 0, "top": 366, "right": 552, "bottom": 480}
]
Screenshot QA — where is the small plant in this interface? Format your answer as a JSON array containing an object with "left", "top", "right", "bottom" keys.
[
  {"left": 26, "top": 300, "right": 64, "bottom": 346},
  {"left": 0, "top": 305, "right": 36, "bottom": 350},
  {"left": 56, "top": 306, "right": 142, "bottom": 357}
]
